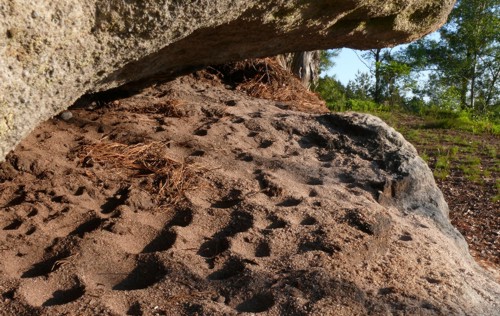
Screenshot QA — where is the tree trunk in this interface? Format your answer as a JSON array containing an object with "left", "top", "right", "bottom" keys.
[
  {"left": 373, "top": 49, "right": 383, "bottom": 104},
  {"left": 470, "top": 53, "right": 477, "bottom": 110},
  {"left": 485, "top": 67, "right": 500, "bottom": 108},
  {"left": 460, "top": 78, "right": 468, "bottom": 110},
  {"left": 277, "top": 51, "right": 321, "bottom": 90}
]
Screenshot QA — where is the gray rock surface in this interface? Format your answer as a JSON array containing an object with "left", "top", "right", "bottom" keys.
[
  {"left": 1, "top": 0, "right": 456, "bottom": 161},
  {"left": 324, "top": 113, "right": 465, "bottom": 242}
]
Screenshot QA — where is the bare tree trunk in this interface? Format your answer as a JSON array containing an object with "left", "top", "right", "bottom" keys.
[
  {"left": 485, "top": 67, "right": 500, "bottom": 108},
  {"left": 460, "top": 78, "right": 468, "bottom": 110},
  {"left": 277, "top": 51, "right": 321, "bottom": 90},
  {"left": 470, "top": 53, "right": 477, "bottom": 110},
  {"left": 373, "top": 49, "right": 383, "bottom": 104}
]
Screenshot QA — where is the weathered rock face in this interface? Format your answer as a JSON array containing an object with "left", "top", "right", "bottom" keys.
[{"left": 0, "top": 0, "right": 456, "bottom": 161}]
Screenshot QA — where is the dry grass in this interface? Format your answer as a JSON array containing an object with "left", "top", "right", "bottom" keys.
[
  {"left": 79, "top": 141, "right": 198, "bottom": 207},
  {"left": 200, "top": 57, "right": 327, "bottom": 113},
  {"left": 129, "top": 99, "right": 188, "bottom": 117}
]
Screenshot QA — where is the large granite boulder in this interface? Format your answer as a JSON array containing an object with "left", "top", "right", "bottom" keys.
[{"left": 0, "top": 0, "right": 456, "bottom": 161}]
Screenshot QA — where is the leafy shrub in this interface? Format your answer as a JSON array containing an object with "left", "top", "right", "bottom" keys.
[
  {"left": 347, "top": 99, "right": 389, "bottom": 112},
  {"left": 420, "top": 108, "right": 499, "bottom": 135}
]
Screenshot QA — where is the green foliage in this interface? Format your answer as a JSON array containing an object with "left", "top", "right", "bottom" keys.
[
  {"left": 459, "top": 156, "right": 484, "bottom": 182},
  {"left": 314, "top": 74, "right": 391, "bottom": 113},
  {"left": 433, "top": 155, "right": 450, "bottom": 179},
  {"left": 435, "top": 155, "right": 451, "bottom": 169},
  {"left": 403, "top": 0, "right": 500, "bottom": 113},
  {"left": 347, "top": 99, "right": 388, "bottom": 112},
  {"left": 417, "top": 83, "right": 462, "bottom": 112},
  {"left": 450, "top": 146, "right": 460, "bottom": 157},
  {"left": 432, "top": 146, "right": 461, "bottom": 180},
  {"left": 420, "top": 151, "right": 430, "bottom": 162},
  {"left": 346, "top": 71, "right": 373, "bottom": 101},
  {"left": 315, "top": 75, "right": 347, "bottom": 111},
  {"left": 356, "top": 49, "right": 415, "bottom": 105},
  {"left": 314, "top": 0, "right": 500, "bottom": 131},
  {"left": 485, "top": 145, "right": 497, "bottom": 158},
  {"left": 419, "top": 108, "right": 500, "bottom": 134}
]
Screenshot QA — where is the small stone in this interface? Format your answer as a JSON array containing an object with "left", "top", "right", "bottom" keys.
[
  {"left": 31, "top": 11, "right": 39, "bottom": 19},
  {"left": 214, "top": 295, "right": 226, "bottom": 303},
  {"left": 60, "top": 110, "right": 73, "bottom": 121}
]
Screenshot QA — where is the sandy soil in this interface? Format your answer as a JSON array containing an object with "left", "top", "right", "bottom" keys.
[{"left": 0, "top": 74, "right": 499, "bottom": 315}]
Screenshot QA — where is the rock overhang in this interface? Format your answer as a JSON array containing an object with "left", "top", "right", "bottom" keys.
[{"left": 0, "top": 0, "right": 456, "bottom": 161}]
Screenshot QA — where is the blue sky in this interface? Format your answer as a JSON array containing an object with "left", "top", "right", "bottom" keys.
[
  {"left": 325, "top": 49, "right": 369, "bottom": 85},
  {"left": 327, "top": 32, "right": 440, "bottom": 85}
]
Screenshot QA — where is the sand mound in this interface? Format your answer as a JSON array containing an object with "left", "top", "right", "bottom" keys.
[{"left": 0, "top": 74, "right": 499, "bottom": 315}]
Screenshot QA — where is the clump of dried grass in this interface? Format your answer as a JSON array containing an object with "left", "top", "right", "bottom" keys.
[
  {"left": 145, "top": 99, "right": 187, "bottom": 117},
  {"left": 80, "top": 141, "right": 198, "bottom": 207},
  {"left": 128, "top": 99, "right": 188, "bottom": 117},
  {"left": 202, "top": 57, "right": 326, "bottom": 112}
]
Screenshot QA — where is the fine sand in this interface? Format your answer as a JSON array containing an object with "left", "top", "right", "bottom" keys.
[{"left": 0, "top": 74, "right": 499, "bottom": 315}]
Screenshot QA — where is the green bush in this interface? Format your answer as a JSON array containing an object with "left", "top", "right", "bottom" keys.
[
  {"left": 420, "top": 108, "right": 499, "bottom": 135},
  {"left": 324, "top": 98, "right": 392, "bottom": 113},
  {"left": 315, "top": 71, "right": 499, "bottom": 135},
  {"left": 347, "top": 99, "right": 389, "bottom": 112}
]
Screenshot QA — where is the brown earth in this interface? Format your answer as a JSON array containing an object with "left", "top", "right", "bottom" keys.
[
  {"left": 406, "top": 125, "right": 499, "bottom": 274},
  {"left": 0, "top": 72, "right": 499, "bottom": 315},
  {"left": 443, "top": 170, "right": 499, "bottom": 274}
]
